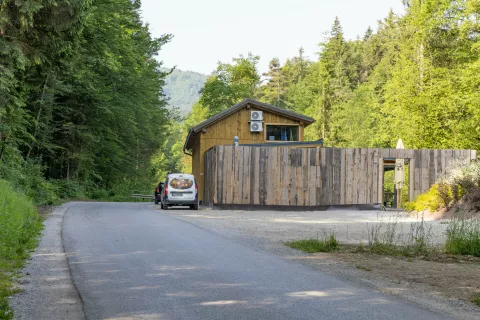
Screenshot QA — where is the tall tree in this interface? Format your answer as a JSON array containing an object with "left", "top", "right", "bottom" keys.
[{"left": 200, "top": 53, "right": 260, "bottom": 117}]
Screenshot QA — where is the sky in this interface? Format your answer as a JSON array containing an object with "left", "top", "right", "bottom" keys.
[{"left": 140, "top": 0, "right": 405, "bottom": 75}]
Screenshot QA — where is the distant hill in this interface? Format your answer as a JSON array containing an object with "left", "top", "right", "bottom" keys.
[{"left": 161, "top": 68, "right": 207, "bottom": 115}]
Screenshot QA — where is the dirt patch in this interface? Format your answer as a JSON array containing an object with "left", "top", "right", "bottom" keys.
[{"left": 311, "top": 251, "right": 480, "bottom": 305}]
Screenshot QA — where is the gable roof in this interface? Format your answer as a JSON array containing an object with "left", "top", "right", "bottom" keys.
[
  {"left": 192, "top": 99, "right": 314, "bottom": 134},
  {"left": 184, "top": 99, "right": 315, "bottom": 151}
]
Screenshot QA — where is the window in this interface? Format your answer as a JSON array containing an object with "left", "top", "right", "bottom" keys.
[{"left": 266, "top": 125, "right": 299, "bottom": 141}]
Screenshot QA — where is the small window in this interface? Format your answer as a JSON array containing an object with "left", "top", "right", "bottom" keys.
[{"left": 266, "top": 125, "right": 299, "bottom": 141}]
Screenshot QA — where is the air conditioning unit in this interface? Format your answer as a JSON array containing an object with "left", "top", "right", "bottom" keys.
[
  {"left": 250, "top": 110, "right": 263, "bottom": 121},
  {"left": 250, "top": 121, "right": 263, "bottom": 132}
]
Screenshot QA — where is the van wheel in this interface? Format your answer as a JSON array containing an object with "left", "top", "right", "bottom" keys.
[
  {"left": 160, "top": 202, "right": 164, "bottom": 209},
  {"left": 163, "top": 204, "right": 169, "bottom": 210},
  {"left": 192, "top": 202, "right": 199, "bottom": 211},
  {"left": 154, "top": 199, "right": 159, "bottom": 205}
]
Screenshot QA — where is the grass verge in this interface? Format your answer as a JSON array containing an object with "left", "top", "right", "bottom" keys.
[
  {"left": 0, "top": 180, "right": 43, "bottom": 320},
  {"left": 445, "top": 212, "right": 480, "bottom": 257},
  {"left": 363, "top": 215, "right": 433, "bottom": 257},
  {"left": 285, "top": 233, "right": 339, "bottom": 253}
]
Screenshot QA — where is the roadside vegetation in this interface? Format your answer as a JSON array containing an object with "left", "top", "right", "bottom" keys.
[
  {"left": 285, "top": 233, "right": 339, "bottom": 253},
  {"left": 286, "top": 212, "right": 480, "bottom": 258},
  {"left": 0, "top": 180, "right": 42, "bottom": 319}
]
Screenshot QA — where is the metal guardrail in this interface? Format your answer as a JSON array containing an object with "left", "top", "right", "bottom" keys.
[{"left": 130, "top": 194, "right": 154, "bottom": 200}]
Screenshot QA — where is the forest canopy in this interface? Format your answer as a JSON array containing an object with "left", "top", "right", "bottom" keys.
[{"left": 0, "top": 0, "right": 179, "bottom": 203}]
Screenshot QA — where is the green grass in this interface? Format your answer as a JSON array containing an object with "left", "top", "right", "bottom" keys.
[
  {"left": 363, "top": 214, "right": 433, "bottom": 257},
  {"left": 0, "top": 180, "right": 43, "bottom": 319},
  {"left": 472, "top": 293, "right": 480, "bottom": 307},
  {"left": 445, "top": 213, "right": 480, "bottom": 257},
  {"left": 285, "top": 233, "right": 339, "bottom": 253}
]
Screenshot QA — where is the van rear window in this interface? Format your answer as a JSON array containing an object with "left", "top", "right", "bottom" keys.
[{"left": 169, "top": 178, "right": 194, "bottom": 190}]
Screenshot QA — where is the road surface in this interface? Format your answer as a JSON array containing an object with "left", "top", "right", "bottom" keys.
[{"left": 63, "top": 202, "right": 450, "bottom": 320}]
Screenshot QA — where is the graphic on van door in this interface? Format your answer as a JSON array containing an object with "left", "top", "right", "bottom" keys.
[{"left": 169, "top": 178, "right": 194, "bottom": 190}]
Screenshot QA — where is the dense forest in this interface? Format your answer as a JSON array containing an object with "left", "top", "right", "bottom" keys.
[
  {"left": 161, "top": 68, "right": 207, "bottom": 115},
  {"left": 179, "top": 0, "right": 480, "bottom": 172},
  {"left": 0, "top": 0, "right": 180, "bottom": 203}
]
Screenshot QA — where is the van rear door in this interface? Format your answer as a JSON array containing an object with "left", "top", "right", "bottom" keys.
[{"left": 168, "top": 175, "right": 195, "bottom": 201}]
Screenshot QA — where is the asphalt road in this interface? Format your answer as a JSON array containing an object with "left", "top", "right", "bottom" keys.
[{"left": 63, "top": 202, "right": 451, "bottom": 320}]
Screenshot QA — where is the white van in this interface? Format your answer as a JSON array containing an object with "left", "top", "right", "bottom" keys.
[{"left": 161, "top": 173, "right": 199, "bottom": 210}]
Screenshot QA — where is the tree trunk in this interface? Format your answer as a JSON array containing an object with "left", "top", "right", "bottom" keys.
[{"left": 26, "top": 75, "right": 50, "bottom": 160}]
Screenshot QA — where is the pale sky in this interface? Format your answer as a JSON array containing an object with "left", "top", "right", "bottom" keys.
[{"left": 140, "top": 0, "right": 405, "bottom": 75}]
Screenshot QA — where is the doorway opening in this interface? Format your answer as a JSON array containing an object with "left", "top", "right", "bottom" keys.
[{"left": 383, "top": 158, "right": 410, "bottom": 209}]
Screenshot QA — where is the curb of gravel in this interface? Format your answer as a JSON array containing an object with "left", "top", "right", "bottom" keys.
[{"left": 9, "top": 204, "right": 85, "bottom": 320}]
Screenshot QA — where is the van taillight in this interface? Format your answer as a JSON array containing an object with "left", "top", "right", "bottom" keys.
[
  {"left": 195, "top": 184, "right": 198, "bottom": 193},
  {"left": 165, "top": 186, "right": 168, "bottom": 195},
  {"left": 155, "top": 187, "right": 159, "bottom": 193}
]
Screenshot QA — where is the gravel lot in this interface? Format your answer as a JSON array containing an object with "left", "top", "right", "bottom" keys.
[{"left": 157, "top": 206, "right": 480, "bottom": 320}]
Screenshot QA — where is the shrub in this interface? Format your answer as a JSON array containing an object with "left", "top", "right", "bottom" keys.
[
  {"left": 0, "top": 158, "right": 59, "bottom": 205},
  {"left": 406, "top": 160, "right": 480, "bottom": 212},
  {"left": 405, "top": 184, "right": 445, "bottom": 212},
  {"left": 285, "top": 233, "right": 339, "bottom": 253},
  {"left": 50, "top": 179, "right": 86, "bottom": 200}
]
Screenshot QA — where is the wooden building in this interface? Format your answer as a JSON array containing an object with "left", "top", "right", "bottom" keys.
[{"left": 183, "top": 99, "right": 320, "bottom": 202}]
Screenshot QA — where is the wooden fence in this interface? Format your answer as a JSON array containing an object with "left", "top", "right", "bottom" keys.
[{"left": 203, "top": 146, "right": 477, "bottom": 207}]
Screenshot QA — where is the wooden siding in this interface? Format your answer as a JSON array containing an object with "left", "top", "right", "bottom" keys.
[
  {"left": 193, "top": 105, "right": 308, "bottom": 201},
  {"left": 203, "top": 146, "right": 477, "bottom": 207}
]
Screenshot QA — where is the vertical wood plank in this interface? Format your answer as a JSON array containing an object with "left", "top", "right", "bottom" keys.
[
  {"left": 268, "top": 148, "right": 276, "bottom": 205},
  {"left": 421, "top": 149, "right": 430, "bottom": 194},
  {"left": 340, "top": 148, "right": 346, "bottom": 204},
  {"left": 309, "top": 149, "right": 316, "bottom": 206},
  {"left": 367, "top": 148, "right": 373, "bottom": 204},
  {"left": 372, "top": 149, "right": 379, "bottom": 203},
  {"left": 218, "top": 146, "right": 224, "bottom": 205},
  {"left": 259, "top": 147, "right": 267, "bottom": 205},
  {"left": 282, "top": 148, "right": 289, "bottom": 206},
  {"left": 326, "top": 148, "right": 333, "bottom": 205},
  {"left": 316, "top": 148, "right": 321, "bottom": 206},
  {"left": 359, "top": 148, "right": 367, "bottom": 204},
  {"left": 223, "top": 146, "right": 230, "bottom": 204},
  {"left": 303, "top": 148, "right": 309, "bottom": 206},
  {"left": 275, "top": 148, "right": 282, "bottom": 206},
  {"left": 236, "top": 147, "right": 243, "bottom": 204},
  {"left": 435, "top": 149, "right": 441, "bottom": 181},
  {"left": 413, "top": 149, "right": 420, "bottom": 197},
  {"left": 320, "top": 148, "right": 328, "bottom": 205},
  {"left": 243, "top": 147, "right": 250, "bottom": 204},
  {"left": 378, "top": 158, "right": 384, "bottom": 204},
  {"left": 290, "top": 149, "right": 296, "bottom": 205},
  {"left": 409, "top": 158, "right": 415, "bottom": 202},
  {"left": 333, "top": 148, "right": 341, "bottom": 205},
  {"left": 346, "top": 149, "right": 354, "bottom": 205},
  {"left": 296, "top": 149, "right": 304, "bottom": 206},
  {"left": 429, "top": 149, "right": 436, "bottom": 187},
  {"left": 352, "top": 149, "right": 359, "bottom": 204}
]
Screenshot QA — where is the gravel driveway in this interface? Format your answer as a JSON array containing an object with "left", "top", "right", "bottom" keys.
[{"left": 160, "top": 207, "right": 449, "bottom": 247}]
